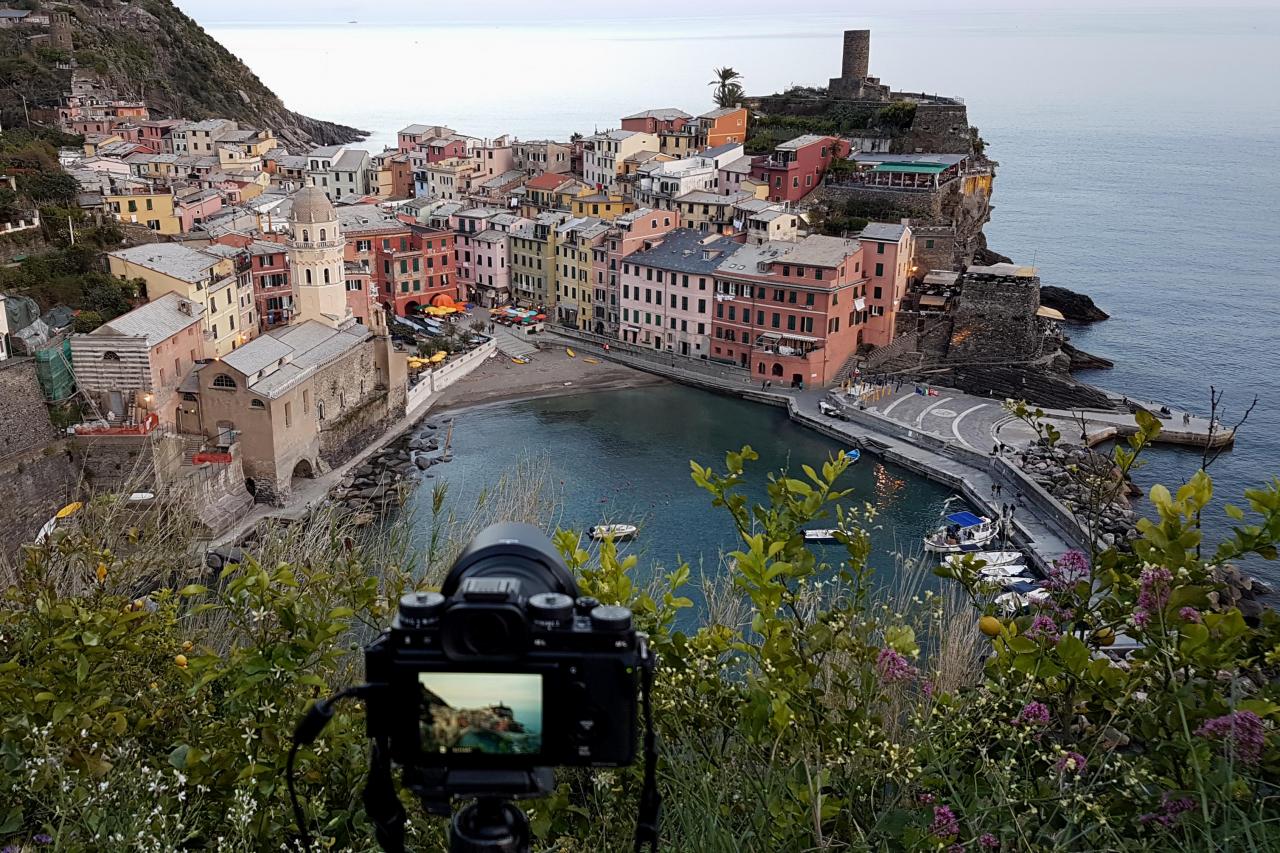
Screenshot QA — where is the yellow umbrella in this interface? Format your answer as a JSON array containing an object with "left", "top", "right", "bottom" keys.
[{"left": 430, "top": 351, "right": 447, "bottom": 364}]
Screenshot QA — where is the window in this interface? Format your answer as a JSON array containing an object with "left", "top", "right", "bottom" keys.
[
  {"left": 925, "top": 239, "right": 934, "bottom": 249},
  {"left": 302, "top": 389, "right": 310, "bottom": 414},
  {"left": 874, "top": 286, "right": 883, "bottom": 299},
  {"left": 787, "top": 315, "right": 796, "bottom": 331},
  {"left": 303, "top": 230, "right": 310, "bottom": 242},
  {"left": 305, "top": 269, "right": 312, "bottom": 284},
  {"left": 323, "top": 268, "right": 330, "bottom": 284},
  {"left": 284, "top": 401, "right": 292, "bottom": 427},
  {"left": 320, "top": 228, "right": 327, "bottom": 241},
  {"left": 877, "top": 243, "right": 885, "bottom": 255},
  {"left": 875, "top": 263, "right": 884, "bottom": 277},
  {"left": 102, "top": 351, "right": 120, "bottom": 361},
  {"left": 771, "top": 312, "right": 780, "bottom": 328},
  {"left": 697, "top": 299, "right": 706, "bottom": 313},
  {"left": 212, "top": 374, "right": 236, "bottom": 389},
  {"left": 814, "top": 269, "right": 823, "bottom": 281}
]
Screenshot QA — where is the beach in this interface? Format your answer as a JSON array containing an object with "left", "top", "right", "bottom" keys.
[{"left": 433, "top": 345, "right": 666, "bottom": 412}]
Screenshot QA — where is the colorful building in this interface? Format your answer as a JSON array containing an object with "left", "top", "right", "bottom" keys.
[
  {"left": 554, "top": 217, "right": 609, "bottom": 329},
  {"left": 583, "top": 130, "right": 659, "bottom": 191},
  {"left": 710, "top": 235, "right": 869, "bottom": 386},
  {"left": 618, "top": 228, "right": 735, "bottom": 357},
  {"left": 569, "top": 190, "right": 635, "bottom": 221},
  {"left": 697, "top": 107, "right": 749, "bottom": 148},
  {"left": 620, "top": 108, "right": 692, "bottom": 135},
  {"left": 857, "top": 222, "right": 915, "bottom": 348},
  {"left": 751, "top": 135, "right": 851, "bottom": 204},
  {"left": 510, "top": 211, "right": 568, "bottom": 309},
  {"left": 103, "top": 187, "right": 181, "bottom": 234},
  {"left": 673, "top": 190, "right": 753, "bottom": 234}
]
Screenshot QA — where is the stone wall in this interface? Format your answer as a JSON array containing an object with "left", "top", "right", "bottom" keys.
[
  {"left": 903, "top": 104, "right": 973, "bottom": 154},
  {"left": 71, "top": 432, "right": 183, "bottom": 491},
  {"left": 813, "top": 183, "right": 943, "bottom": 218},
  {"left": 0, "top": 442, "right": 78, "bottom": 559},
  {"left": 0, "top": 358, "right": 58, "bottom": 463},
  {"left": 948, "top": 276, "right": 1041, "bottom": 363}
]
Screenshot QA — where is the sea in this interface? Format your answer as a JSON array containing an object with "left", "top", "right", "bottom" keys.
[{"left": 193, "top": 3, "right": 1280, "bottom": 582}]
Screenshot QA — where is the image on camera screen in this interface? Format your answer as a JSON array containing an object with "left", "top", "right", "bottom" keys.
[{"left": 418, "top": 672, "right": 543, "bottom": 755}]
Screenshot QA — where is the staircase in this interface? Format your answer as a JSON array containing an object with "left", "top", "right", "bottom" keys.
[
  {"left": 491, "top": 326, "right": 538, "bottom": 359},
  {"left": 181, "top": 435, "right": 204, "bottom": 466},
  {"left": 832, "top": 351, "right": 863, "bottom": 385}
]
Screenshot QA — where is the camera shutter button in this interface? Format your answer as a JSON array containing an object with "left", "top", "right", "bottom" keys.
[
  {"left": 589, "top": 605, "right": 632, "bottom": 632},
  {"left": 528, "top": 592, "right": 574, "bottom": 623}
]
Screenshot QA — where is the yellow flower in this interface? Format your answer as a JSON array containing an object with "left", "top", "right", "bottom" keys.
[
  {"left": 149, "top": 681, "right": 158, "bottom": 690},
  {"left": 96, "top": 563, "right": 108, "bottom": 583},
  {"left": 181, "top": 641, "right": 193, "bottom": 652},
  {"left": 174, "top": 654, "right": 188, "bottom": 668}
]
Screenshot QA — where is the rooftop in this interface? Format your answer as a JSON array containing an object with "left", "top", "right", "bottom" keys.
[
  {"left": 331, "top": 149, "right": 369, "bottom": 171},
  {"left": 479, "top": 169, "right": 526, "bottom": 189},
  {"left": 860, "top": 222, "right": 908, "bottom": 242},
  {"left": 335, "top": 203, "right": 403, "bottom": 234},
  {"left": 776, "top": 134, "right": 833, "bottom": 152},
  {"left": 701, "top": 142, "right": 744, "bottom": 160},
  {"left": 676, "top": 190, "right": 748, "bottom": 206},
  {"left": 109, "top": 243, "right": 224, "bottom": 284},
  {"left": 699, "top": 106, "right": 743, "bottom": 120},
  {"left": 628, "top": 228, "right": 741, "bottom": 275},
  {"left": 524, "top": 172, "right": 575, "bottom": 192},
  {"left": 222, "top": 320, "right": 370, "bottom": 399},
  {"left": 91, "top": 292, "right": 204, "bottom": 346},
  {"left": 850, "top": 152, "right": 967, "bottom": 167},
  {"left": 184, "top": 119, "right": 234, "bottom": 133},
  {"left": 720, "top": 155, "right": 755, "bottom": 174},
  {"left": 399, "top": 123, "right": 432, "bottom": 135},
  {"left": 622, "top": 108, "right": 692, "bottom": 121},
  {"left": 306, "top": 144, "right": 345, "bottom": 159},
  {"left": 779, "top": 234, "right": 861, "bottom": 268}
]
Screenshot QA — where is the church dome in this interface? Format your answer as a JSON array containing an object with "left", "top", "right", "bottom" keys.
[{"left": 290, "top": 185, "right": 336, "bottom": 225}]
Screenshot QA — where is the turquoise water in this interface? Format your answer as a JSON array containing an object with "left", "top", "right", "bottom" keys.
[{"left": 406, "top": 385, "right": 954, "bottom": 580}]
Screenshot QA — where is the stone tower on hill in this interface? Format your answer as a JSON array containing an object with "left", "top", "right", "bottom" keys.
[
  {"left": 50, "top": 11, "right": 73, "bottom": 53},
  {"left": 289, "top": 186, "right": 352, "bottom": 329},
  {"left": 829, "top": 29, "right": 890, "bottom": 100}
]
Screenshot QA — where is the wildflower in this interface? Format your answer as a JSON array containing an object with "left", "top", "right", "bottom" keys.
[
  {"left": 34, "top": 834, "right": 53, "bottom": 845},
  {"left": 1015, "top": 701, "right": 1051, "bottom": 727},
  {"left": 1025, "top": 614, "right": 1060, "bottom": 642},
  {"left": 1138, "top": 793, "right": 1195, "bottom": 829},
  {"left": 96, "top": 562, "right": 108, "bottom": 583},
  {"left": 1131, "top": 608, "right": 1151, "bottom": 629},
  {"left": 1196, "top": 711, "right": 1265, "bottom": 765},
  {"left": 1055, "top": 751, "right": 1087, "bottom": 775},
  {"left": 876, "top": 647, "right": 918, "bottom": 684},
  {"left": 922, "top": 680, "right": 935, "bottom": 699},
  {"left": 916, "top": 791, "right": 936, "bottom": 805},
  {"left": 948, "top": 845, "right": 964, "bottom": 853},
  {"left": 929, "top": 805, "right": 960, "bottom": 841},
  {"left": 979, "top": 833, "right": 1001, "bottom": 849},
  {"left": 1044, "top": 551, "right": 1089, "bottom": 592},
  {"left": 174, "top": 654, "right": 188, "bottom": 668},
  {"left": 1179, "top": 607, "right": 1201, "bottom": 623},
  {"left": 1137, "top": 566, "right": 1172, "bottom": 612}
]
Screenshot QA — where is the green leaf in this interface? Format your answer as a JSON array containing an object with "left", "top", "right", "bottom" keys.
[
  {"left": 1180, "top": 623, "right": 1210, "bottom": 653},
  {"left": 1007, "top": 635, "right": 1037, "bottom": 654},
  {"left": 1057, "top": 635, "right": 1089, "bottom": 674},
  {"left": 33, "top": 691, "right": 55, "bottom": 703},
  {"left": 1225, "top": 503, "right": 1245, "bottom": 521},
  {"left": 179, "top": 584, "right": 208, "bottom": 596}
]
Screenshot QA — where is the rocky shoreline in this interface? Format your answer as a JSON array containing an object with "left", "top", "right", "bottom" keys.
[
  {"left": 1017, "top": 442, "right": 1140, "bottom": 549},
  {"left": 327, "top": 416, "right": 456, "bottom": 523}
]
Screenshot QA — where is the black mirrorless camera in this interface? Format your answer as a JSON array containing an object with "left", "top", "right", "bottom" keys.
[
  {"left": 293, "top": 523, "right": 659, "bottom": 852},
  {"left": 364, "top": 522, "right": 645, "bottom": 771}
]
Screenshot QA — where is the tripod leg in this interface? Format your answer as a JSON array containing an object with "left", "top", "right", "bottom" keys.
[
  {"left": 450, "top": 798, "right": 530, "bottom": 853},
  {"left": 364, "top": 737, "right": 407, "bottom": 852}
]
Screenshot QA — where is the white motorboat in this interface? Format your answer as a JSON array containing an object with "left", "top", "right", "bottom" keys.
[
  {"left": 996, "top": 588, "right": 1051, "bottom": 613},
  {"left": 979, "top": 563, "right": 1029, "bottom": 579},
  {"left": 924, "top": 511, "right": 1002, "bottom": 554},
  {"left": 947, "top": 550, "right": 1022, "bottom": 567},
  {"left": 803, "top": 529, "right": 841, "bottom": 542},
  {"left": 589, "top": 523, "right": 638, "bottom": 541}
]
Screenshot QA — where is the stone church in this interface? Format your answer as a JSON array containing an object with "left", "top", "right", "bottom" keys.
[{"left": 176, "top": 186, "right": 407, "bottom": 503}]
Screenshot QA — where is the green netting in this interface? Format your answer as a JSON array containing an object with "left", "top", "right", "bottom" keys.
[{"left": 34, "top": 338, "right": 75, "bottom": 402}]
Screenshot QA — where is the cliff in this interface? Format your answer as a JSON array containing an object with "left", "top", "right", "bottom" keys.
[{"left": 0, "top": 0, "right": 365, "bottom": 149}]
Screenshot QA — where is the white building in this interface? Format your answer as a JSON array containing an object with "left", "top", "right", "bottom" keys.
[
  {"left": 583, "top": 129, "right": 658, "bottom": 192},
  {"left": 633, "top": 156, "right": 718, "bottom": 210}
]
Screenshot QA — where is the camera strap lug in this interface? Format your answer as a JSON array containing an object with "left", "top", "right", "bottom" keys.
[{"left": 634, "top": 635, "right": 661, "bottom": 852}]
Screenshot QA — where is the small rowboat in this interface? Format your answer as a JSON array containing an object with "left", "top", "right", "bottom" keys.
[
  {"left": 943, "top": 550, "right": 1023, "bottom": 570},
  {"left": 589, "top": 523, "right": 637, "bottom": 541},
  {"left": 803, "top": 529, "right": 841, "bottom": 542},
  {"left": 583, "top": 357, "right": 600, "bottom": 364},
  {"left": 511, "top": 357, "right": 529, "bottom": 365},
  {"left": 566, "top": 348, "right": 576, "bottom": 358}
]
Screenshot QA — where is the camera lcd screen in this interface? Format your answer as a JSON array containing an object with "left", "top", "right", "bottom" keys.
[{"left": 418, "top": 672, "right": 543, "bottom": 756}]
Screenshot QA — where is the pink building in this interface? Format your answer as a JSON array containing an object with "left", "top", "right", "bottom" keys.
[
  {"left": 476, "top": 137, "right": 516, "bottom": 179},
  {"left": 603, "top": 207, "right": 682, "bottom": 333},
  {"left": 621, "top": 108, "right": 692, "bottom": 135},
  {"left": 174, "top": 188, "right": 223, "bottom": 232},
  {"left": 751, "top": 134, "right": 851, "bottom": 205},
  {"left": 618, "top": 228, "right": 738, "bottom": 358},
  {"left": 858, "top": 222, "right": 914, "bottom": 348}
]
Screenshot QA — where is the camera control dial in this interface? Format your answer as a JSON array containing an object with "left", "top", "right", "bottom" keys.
[
  {"left": 589, "top": 605, "right": 633, "bottom": 632},
  {"left": 528, "top": 591, "right": 574, "bottom": 624},
  {"left": 397, "top": 591, "right": 445, "bottom": 628}
]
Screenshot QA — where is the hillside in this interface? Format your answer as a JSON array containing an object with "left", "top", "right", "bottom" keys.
[{"left": 0, "top": 0, "right": 365, "bottom": 149}]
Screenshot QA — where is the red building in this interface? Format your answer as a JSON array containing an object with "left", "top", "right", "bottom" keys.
[
  {"left": 338, "top": 204, "right": 456, "bottom": 318},
  {"left": 426, "top": 136, "right": 469, "bottom": 164},
  {"left": 621, "top": 108, "right": 692, "bottom": 135},
  {"left": 211, "top": 235, "right": 293, "bottom": 330},
  {"left": 710, "top": 235, "right": 869, "bottom": 387},
  {"left": 751, "top": 134, "right": 851, "bottom": 205}
]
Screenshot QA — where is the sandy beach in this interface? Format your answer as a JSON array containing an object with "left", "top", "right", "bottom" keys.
[{"left": 433, "top": 345, "right": 666, "bottom": 412}]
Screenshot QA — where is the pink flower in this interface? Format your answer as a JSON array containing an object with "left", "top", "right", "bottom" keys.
[
  {"left": 1132, "top": 608, "right": 1151, "bottom": 629},
  {"left": 1025, "top": 614, "right": 1060, "bottom": 642},
  {"left": 1139, "top": 793, "right": 1196, "bottom": 829},
  {"left": 929, "top": 805, "right": 959, "bottom": 841},
  {"left": 1196, "top": 711, "right": 1266, "bottom": 765},
  {"left": 979, "top": 833, "right": 1000, "bottom": 849},
  {"left": 1179, "top": 607, "right": 1201, "bottom": 623},
  {"left": 1138, "top": 566, "right": 1172, "bottom": 612},
  {"left": 922, "top": 680, "right": 936, "bottom": 699},
  {"left": 1044, "top": 550, "right": 1090, "bottom": 592},
  {"left": 876, "top": 647, "right": 918, "bottom": 684},
  {"left": 916, "top": 791, "right": 936, "bottom": 805},
  {"left": 1015, "top": 701, "right": 1051, "bottom": 727},
  {"left": 1055, "top": 751, "right": 1087, "bottom": 774}
]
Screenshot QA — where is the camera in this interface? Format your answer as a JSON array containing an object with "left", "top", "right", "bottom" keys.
[
  {"left": 289, "top": 523, "right": 660, "bottom": 852},
  {"left": 363, "top": 522, "right": 646, "bottom": 771}
]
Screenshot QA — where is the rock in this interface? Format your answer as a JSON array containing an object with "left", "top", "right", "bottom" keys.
[
  {"left": 424, "top": 422, "right": 439, "bottom": 430},
  {"left": 409, "top": 438, "right": 429, "bottom": 451},
  {"left": 414, "top": 456, "right": 432, "bottom": 470},
  {"left": 1040, "top": 285, "right": 1110, "bottom": 323}
]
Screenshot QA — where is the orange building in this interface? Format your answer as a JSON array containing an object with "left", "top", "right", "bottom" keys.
[{"left": 699, "top": 107, "right": 749, "bottom": 147}]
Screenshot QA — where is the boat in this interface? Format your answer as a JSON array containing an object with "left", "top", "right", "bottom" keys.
[
  {"left": 803, "top": 529, "right": 841, "bottom": 542},
  {"left": 589, "top": 523, "right": 637, "bottom": 541},
  {"left": 845, "top": 449, "right": 861, "bottom": 464},
  {"left": 566, "top": 348, "right": 576, "bottom": 358},
  {"left": 924, "top": 511, "right": 1002, "bottom": 553},
  {"left": 511, "top": 357, "right": 530, "bottom": 365},
  {"left": 943, "top": 550, "right": 1023, "bottom": 569},
  {"left": 583, "top": 357, "right": 600, "bottom": 364},
  {"left": 978, "top": 563, "right": 1029, "bottom": 579},
  {"left": 35, "top": 501, "right": 83, "bottom": 544}
]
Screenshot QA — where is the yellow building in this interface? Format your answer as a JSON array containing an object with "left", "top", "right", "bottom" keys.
[
  {"left": 673, "top": 190, "right": 753, "bottom": 234},
  {"left": 108, "top": 243, "right": 245, "bottom": 356},
  {"left": 511, "top": 212, "right": 567, "bottom": 309},
  {"left": 103, "top": 188, "right": 181, "bottom": 234},
  {"left": 554, "top": 217, "right": 608, "bottom": 330},
  {"left": 569, "top": 190, "right": 636, "bottom": 222}
]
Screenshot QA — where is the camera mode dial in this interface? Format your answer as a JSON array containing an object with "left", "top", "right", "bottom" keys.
[
  {"left": 397, "top": 591, "right": 445, "bottom": 628},
  {"left": 589, "top": 605, "right": 632, "bottom": 632},
  {"left": 528, "top": 591, "right": 574, "bottom": 624}
]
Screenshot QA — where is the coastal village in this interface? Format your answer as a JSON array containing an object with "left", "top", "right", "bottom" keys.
[{"left": 0, "top": 22, "right": 1235, "bottom": 580}]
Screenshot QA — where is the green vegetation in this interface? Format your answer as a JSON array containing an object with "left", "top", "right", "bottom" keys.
[
  {"left": 710, "top": 66, "right": 745, "bottom": 109},
  {"left": 1, "top": 413, "right": 1278, "bottom": 850},
  {"left": 744, "top": 100, "right": 917, "bottom": 155}
]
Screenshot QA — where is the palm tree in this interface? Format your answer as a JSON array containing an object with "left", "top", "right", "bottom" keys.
[{"left": 709, "top": 66, "right": 745, "bottom": 108}]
